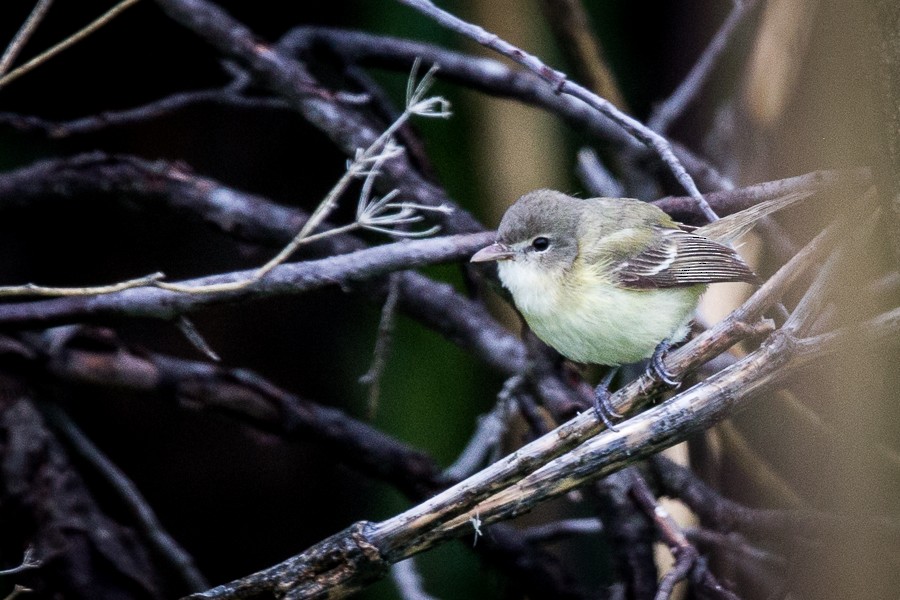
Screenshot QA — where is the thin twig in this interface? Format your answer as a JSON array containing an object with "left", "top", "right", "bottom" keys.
[
  {"left": 649, "top": 0, "right": 762, "bottom": 132},
  {"left": 0, "top": 0, "right": 55, "bottom": 75},
  {"left": 442, "top": 390, "right": 515, "bottom": 482},
  {"left": 156, "top": 62, "right": 451, "bottom": 295},
  {"left": 177, "top": 316, "right": 221, "bottom": 361},
  {"left": 518, "top": 518, "right": 603, "bottom": 544},
  {"left": 0, "top": 272, "right": 165, "bottom": 298},
  {"left": 0, "top": 89, "right": 290, "bottom": 138},
  {"left": 629, "top": 471, "right": 736, "bottom": 600},
  {"left": 0, "top": 0, "right": 141, "bottom": 89},
  {"left": 0, "top": 546, "right": 40, "bottom": 576},
  {"left": 360, "top": 273, "right": 402, "bottom": 418},
  {"left": 155, "top": 0, "right": 484, "bottom": 235},
  {"left": 576, "top": 147, "right": 625, "bottom": 197},
  {"left": 592, "top": 470, "right": 658, "bottom": 597},
  {"left": 2, "top": 585, "right": 33, "bottom": 600},
  {"left": 538, "top": 0, "right": 627, "bottom": 108},
  {"left": 717, "top": 421, "right": 806, "bottom": 508}
]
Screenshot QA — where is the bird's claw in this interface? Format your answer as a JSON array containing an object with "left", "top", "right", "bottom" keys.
[
  {"left": 593, "top": 368, "right": 623, "bottom": 431},
  {"left": 649, "top": 339, "right": 680, "bottom": 387}
]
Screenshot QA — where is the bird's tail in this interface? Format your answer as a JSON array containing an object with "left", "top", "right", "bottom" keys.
[{"left": 696, "top": 190, "right": 814, "bottom": 244}]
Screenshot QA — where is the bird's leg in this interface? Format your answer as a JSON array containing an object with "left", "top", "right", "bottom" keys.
[
  {"left": 593, "top": 367, "right": 623, "bottom": 431},
  {"left": 649, "top": 338, "right": 680, "bottom": 387}
]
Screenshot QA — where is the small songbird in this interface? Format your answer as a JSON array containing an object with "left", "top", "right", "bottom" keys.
[{"left": 471, "top": 189, "right": 805, "bottom": 375}]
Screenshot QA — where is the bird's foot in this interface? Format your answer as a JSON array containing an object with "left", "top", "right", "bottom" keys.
[
  {"left": 648, "top": 339, "right": 680, "bottom": 388},
  {"left": 593, "top": 368, "right": 624, "bottom": 431}
]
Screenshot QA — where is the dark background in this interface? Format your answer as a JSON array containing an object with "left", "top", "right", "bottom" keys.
[{"left": 0, "top": 1, "right": 895, "bottom": 599}]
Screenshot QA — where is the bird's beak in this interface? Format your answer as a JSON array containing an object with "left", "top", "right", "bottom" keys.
[{"left": 471, "top": 242, "right": 516, "bottom": 263}]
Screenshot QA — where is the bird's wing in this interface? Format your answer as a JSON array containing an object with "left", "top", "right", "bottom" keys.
[{"left": 611, "top": 228, "right": 758, "bottom": 289}]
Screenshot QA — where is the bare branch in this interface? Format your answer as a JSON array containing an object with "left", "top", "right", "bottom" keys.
[
  {"left": 390, "top": 559, "right": 438, "bottom": 600},
  {"left": 42, "top": 403, "right": 208, "bottom": 593},
  {"left": 628, "top": 471, "right": 737, "bottom": 600},
  {"left": 0, "top": 0, "right": 55, "bottom": 75},
  {"left": 0, "top": 272, "right": 165, "bottom": 298},
  {"left": 394, "top": 0, "right": 718, "bottom": 219},
  {"left": 518, "top": 518, "right": 602, "bottom": 544},
  {"left": 0, "top": 546, "right": 40, "bottom": 576},
  {"left": 153, "top": 0, "right": 483, "bottom": 234},
  {"left": 649, "top": 0, "right": 762, "bottom": 132},
  {"left": 186, "top": 298, "right": 900, "bottom": 597},
  {"left": 278, "top": 26, "right": 733, "bottom": 192},
  {"left": 0, "top": 89, "right": 291, "bottom": 138},
  {"left": 0, "top": 231, "right": 493, "bottom": 327},
  {"left": 0, "top": 0, "right": 141, "bottom": 89},
  {"left": 538, "top": 0, "right": 627, "bottom": 108}
]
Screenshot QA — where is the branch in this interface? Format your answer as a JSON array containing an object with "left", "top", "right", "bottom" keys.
[
  {"left": 648, "top": 0, "right": 762, "bottom": 132},
  {"left": 628, "top": 471, "right": 737, "bottom": 600},
  {"left": 0, "top": 0, "right": 141, "bottom": 89},
  {"left": 21, "top": 326, "right": 444, "bottom": 498},
  {"left": 394, "top": 0, "right": 716, "bottom": 218},
  {"left": 0, "top": 153, "right": 529, "bottom": 377},
  {"left": 592, "top": 471, "right": 657, "bottom": 599},
  {"left": 0, "top": 0, "right": 54, "bottom": 75},
  {"left": 14, "top": 327, "right": 586, "bottom": 597},
  {"left": 184, "top": 222, "right": 900, "bottom": 598},
  {"left": 0, "top": 391, "right": 164, "bottom": 597},
  {"left": 537, "top": 0, "right": 627, "bottom": 108},
  {"left": 279, "top": 26, "right": 733, "bottom": 193},
  {"left": 0, "top": 231, "right": 494, "bottom": 327},
  {"left": 41, "top": 403, "right": 208, "bottom": 592},
  {"left": 654, "top": 167, "right": 872, "bottom": 225},
  {"left": 0, "top": 89, "right": 291, "bottom": 138},
  {"left": 153, "top": 0, "right": 483, "bottom": 234}
]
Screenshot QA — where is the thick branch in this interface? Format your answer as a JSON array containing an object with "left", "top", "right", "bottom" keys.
[
  {"left": 0, "top": 231, "right": 493, "bottom": 327},
  {"left": 187, "top": 233, "right": 900, "bottom": 598},
  {"left": 23, "top": 327, "right": 443, "bottom": 499}
]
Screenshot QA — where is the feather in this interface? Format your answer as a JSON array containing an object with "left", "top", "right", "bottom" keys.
[{"left": 611, "top": 228, "right": 757, "bottom": 289}]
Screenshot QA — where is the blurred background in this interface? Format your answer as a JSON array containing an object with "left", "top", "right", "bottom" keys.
[{"left": 0, "top": 1, "right": 897, "bottom": 599}]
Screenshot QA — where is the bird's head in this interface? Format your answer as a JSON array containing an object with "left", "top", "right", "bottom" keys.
[{"left": 471, "top": 190, "right": 582, "bottom": 286}]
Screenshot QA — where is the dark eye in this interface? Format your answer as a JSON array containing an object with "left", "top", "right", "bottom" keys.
[{"left": 532, "top": 236, "right": 550, "bottom": 252}]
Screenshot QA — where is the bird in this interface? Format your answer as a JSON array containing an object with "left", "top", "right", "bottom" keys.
[{"left": 471, "top": 189, "right": 806, "bottom": 425}]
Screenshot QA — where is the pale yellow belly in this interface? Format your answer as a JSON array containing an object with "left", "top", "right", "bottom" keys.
[{"left": 502, "top": 264, "right": 703, "bottom": 365}]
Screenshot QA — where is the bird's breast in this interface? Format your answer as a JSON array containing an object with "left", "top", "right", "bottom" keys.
[{"left": 497, "top": 260, "right": 702, "bottom": 365}]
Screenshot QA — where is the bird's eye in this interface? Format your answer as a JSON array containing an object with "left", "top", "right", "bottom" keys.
[{"left": 532, "top": 237, "right": 550, "bottom": 252}]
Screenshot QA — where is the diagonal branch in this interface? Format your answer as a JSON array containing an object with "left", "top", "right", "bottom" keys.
[
  {"left": 649, "top": 0, "right": 763, "bottom": 132},
  {"left": 184, "top": 298, "right": 900, "bottom": 599},
  {"left": 394, "top": 0, "right": 717, "bottom": 219}
]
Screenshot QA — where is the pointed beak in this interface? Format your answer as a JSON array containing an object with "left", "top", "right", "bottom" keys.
[{"left": 471, "top": 242, "right": 516, "bottom": 263}]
